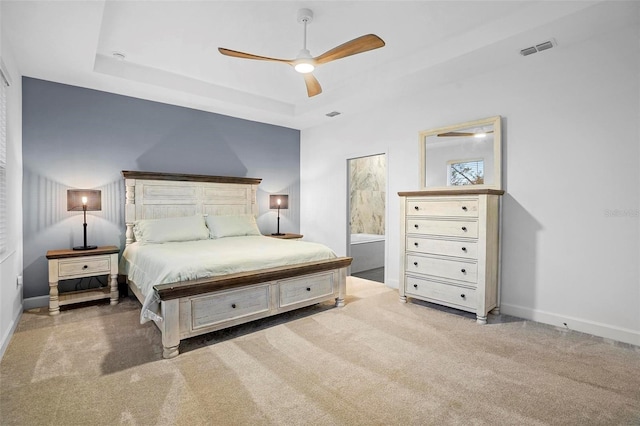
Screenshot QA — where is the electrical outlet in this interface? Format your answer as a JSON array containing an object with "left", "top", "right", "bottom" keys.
[{"left": 16, "top": 275, "right": 23, "bottom": 288}]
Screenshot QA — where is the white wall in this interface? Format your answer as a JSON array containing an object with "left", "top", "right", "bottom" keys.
[
  {"left": 0, "top": 2, "right": 24, "bottom": 359},
  {"left": 300, "top": 7, "right": 639, "bottom": 345}
]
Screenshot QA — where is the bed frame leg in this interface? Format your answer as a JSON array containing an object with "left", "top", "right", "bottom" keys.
[
  {"left": 335, "top": 267, "right": 346, "bottom": 307},
  {"left": 161, "top": 299, "right": 180, "bottom": 359}
]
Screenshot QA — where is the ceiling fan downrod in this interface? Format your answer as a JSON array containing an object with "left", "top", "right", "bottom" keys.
[{"left": 295, "top": 9, "right": 315, "bottom": 73}]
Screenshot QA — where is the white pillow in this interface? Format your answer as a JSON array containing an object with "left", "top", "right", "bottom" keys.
[
  {"left": 205, "top": 214, "right": 261, "bottom": 239},
  {"left": 133, "top": 215, "right": 209, "bottom": 244}
]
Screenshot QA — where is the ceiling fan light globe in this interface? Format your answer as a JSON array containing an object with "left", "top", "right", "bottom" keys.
[{"left": 294, "top": 62, "right": 315, "bottom": 73}]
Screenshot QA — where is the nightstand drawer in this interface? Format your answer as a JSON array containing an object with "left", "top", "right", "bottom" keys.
[
  {"left": 279, "top": 272, "right": 334, "bottom": 307},
  {"left": 58, "top": 258, "right": 111, "bottom": 278}
]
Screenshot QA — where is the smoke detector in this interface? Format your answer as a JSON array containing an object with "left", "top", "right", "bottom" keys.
[{"left": 520, "top": 38, "right": 557, "bottom": 56}]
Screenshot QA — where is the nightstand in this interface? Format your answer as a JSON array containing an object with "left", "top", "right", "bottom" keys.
[
  {"left": 46, "top": 246, "right": 120, "bottom": 315},
  {"left": 266, "top": 233, "right": 303, "bottom": 240}
]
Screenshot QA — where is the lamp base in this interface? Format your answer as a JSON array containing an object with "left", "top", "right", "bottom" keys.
[
  {"left": 271, "top": 233, "right": 285, "bottom": 236},
  {"left": 73, "top": 245, "right": 98, "bottom": 251}
]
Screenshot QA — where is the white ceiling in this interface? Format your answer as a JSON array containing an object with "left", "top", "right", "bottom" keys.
[{"left": 1, "top": 1, "right": 630, "bottom": 129}]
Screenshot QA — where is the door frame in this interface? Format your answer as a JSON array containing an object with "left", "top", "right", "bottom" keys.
[{"left": 346, "top": 151, "right": 388, "bottom": 281}]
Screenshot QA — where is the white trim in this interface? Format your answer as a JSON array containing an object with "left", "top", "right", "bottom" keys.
[
  {"left": 501, "top": 302, "right": 640, "bottom": 347},
  {"left": 0, "top": 249, "right": 15, "bottom": 264},
  {"left": 23, "top": 295, "right": 49, "bottom": 310},
  {"left": 0, "top": 58, "right": 12, "bottom": 87},
  {"left": 0, "top": 311, "right": 22, "bottom": 361}
]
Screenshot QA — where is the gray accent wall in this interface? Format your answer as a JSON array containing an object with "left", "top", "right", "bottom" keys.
[{"left": 22, "top": 77, "right": 300, "bottom": 301}]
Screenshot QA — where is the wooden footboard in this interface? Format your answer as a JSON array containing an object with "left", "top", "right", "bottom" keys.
[{"left": 128, "top": 257, "right": 351, "bottom": 358}]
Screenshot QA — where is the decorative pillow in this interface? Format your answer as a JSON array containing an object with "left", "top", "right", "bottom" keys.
[
  {"left": 205, "top": 214, "right": 261, "bottom": 239},
  {"left": 133, "top": 215, "right": 209, "bottom": 244}
]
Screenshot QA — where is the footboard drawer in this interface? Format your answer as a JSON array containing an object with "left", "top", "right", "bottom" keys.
[
  {"left": 279, "top": 272, "right": 334, "bottom": 308},
  {"left": 191, "top": 284, "right": 270, "bottom": 329}
]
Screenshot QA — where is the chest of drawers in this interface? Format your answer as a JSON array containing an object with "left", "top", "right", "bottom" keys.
[{"left": 398, "top": 190, "right": 503, "bottom": 323}]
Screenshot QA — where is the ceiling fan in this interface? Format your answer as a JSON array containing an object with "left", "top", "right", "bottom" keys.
[{"left": 218, "top": 8, "right": 385, "bottom": 97}]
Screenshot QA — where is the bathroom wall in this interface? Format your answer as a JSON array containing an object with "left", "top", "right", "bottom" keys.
[{"left": 349, "top": 154, "right": 385, "bottom": 235}]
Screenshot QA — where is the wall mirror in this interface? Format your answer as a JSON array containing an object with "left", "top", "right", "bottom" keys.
[{"left": 419, "top": 115, "right": 502, "bottom": 191}]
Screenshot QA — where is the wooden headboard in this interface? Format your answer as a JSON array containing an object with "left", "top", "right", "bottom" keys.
[{"left": 122, "top": 171, "right": 262, "bottom": 246}]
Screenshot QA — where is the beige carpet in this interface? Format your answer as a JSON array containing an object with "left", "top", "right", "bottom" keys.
[{"left": 2, "top": 277, "right": 639, "bottom": 425}]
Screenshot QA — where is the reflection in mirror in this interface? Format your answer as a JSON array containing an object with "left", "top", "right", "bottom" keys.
[{"left": 420, "top": 116, "right": 502, "bottom": 191}]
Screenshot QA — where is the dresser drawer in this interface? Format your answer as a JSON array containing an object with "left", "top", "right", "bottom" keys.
[
  {"left": 279, "top": 272, "right": 334, "bottom": 308},
  {"left": 191, "top": 285, "right": 270, "bottom": 329},
  {"left": 405, "top": 275, "right": 477, "bottom": 310},
  {"left": 408, "top": 218, "right": 478, "bottom": 238},
  {"left": 406, "top": 254, "right": 477, "bottom": 283},
  {"left": 407, "top": 236, "right": 478, "bottom": 259},
  {"left": 58, "top": 257, "right": 111, "bottom": 278},
  {"left": 407, "top": 199, "right": 479, "bottom": 217}
]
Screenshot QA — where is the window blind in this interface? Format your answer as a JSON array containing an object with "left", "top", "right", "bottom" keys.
[{"left": 0, "top": 68, "right": 8, "bottom": 255}]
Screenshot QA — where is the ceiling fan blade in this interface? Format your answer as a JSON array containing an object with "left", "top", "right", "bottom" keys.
[
  {"left": 438, "top": 132, "right": 476, "bottom": 137},
  {"left": 438, "top": 130, "right": 494, "bottom": 137},
  {"left": 218, "top": 47, "right": 294, "bottom": 64},
  {"left": 314, "top": 34, "right": 385, "bottom": 66},
  {"left": 303, "top": 73, "right": 322, "bottom": 97}
]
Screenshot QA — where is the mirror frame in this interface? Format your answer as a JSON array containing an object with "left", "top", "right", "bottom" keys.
[{"left": 419, "top": 115, "right": 502, "bottom": 191}]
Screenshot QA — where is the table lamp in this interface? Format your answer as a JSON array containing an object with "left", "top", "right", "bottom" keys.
[
  {"left": 269, "top": 194, "right": 289, "bottom": 236},
  {"left": 67, "top": 189, "right": 101, "bottom": 250}
]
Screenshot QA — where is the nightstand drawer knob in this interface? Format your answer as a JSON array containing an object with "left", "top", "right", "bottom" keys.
[
  {"left": 414, "top": 206, "right": 419, "bottom": 210},
  {"left": 83, "top": 265, "right": 88, "bottom": 269},
  {"left": 461, "top": 268, "right": 466, "bottom": 273},
  {"left": 231, "top": 303, "right": 236, "bottom": 309},
  {"left": 461, "top": 226, "right": 467, "bottom": 231},
  {"left": 413, "top": 284, "right": 418, "bottom": 289},
  {"left": 462, "top": 206, "right": 468, "bottom": 211},
  {"left": 306, "top": 287, "right": 311, "bottom": 292},
  {"left": 461, "top": 247, "right": 467, "bottom": 252},
  {"left": 413, "top": 262, "right": 418, "bottom": 266},
  {"left": 414, "top": 224, "right": 419, "bottom": 229},
  {"left": 460, "top": 294, "right": 466, "bottom": 299},
  {"left": 414, "top": 242, "right": 419, "bottom": 247}
]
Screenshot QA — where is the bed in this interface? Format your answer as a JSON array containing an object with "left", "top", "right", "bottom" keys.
[{"left": 120, "top": 170, "right": 352, "bottom": 358}]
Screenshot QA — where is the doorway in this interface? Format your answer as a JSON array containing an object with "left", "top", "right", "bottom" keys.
[{"left": 347, "top": 153, "right": 386, "bottom": 283}]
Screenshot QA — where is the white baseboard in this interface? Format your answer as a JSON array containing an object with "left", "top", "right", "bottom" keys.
[
  {"left": 23, "top": 295, "right": 49, "bottom": 311},
  {"left": 0, "top": 310, "right": 22, "bottom": 361},
  {"left": 501, "top": 302, "right": 640, "bottom": 347}
]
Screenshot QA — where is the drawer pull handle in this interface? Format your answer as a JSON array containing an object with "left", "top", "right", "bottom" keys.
[
  {"left": 83, "top": 265, "right": 88, "bottom": 269},
  {"left": 461, "top": 226, "right": 467, "bottom": 232},
  {"left": 414, "top": 242, "right": 419, "bottom": 247},
  {"left": 231, "top": 304, "right": 236, "bottom": 309},
  {"left": 414, "top": 224, "right": 419, "bottom": 229},
  {"left": 462, "top": 206, "right": 468, "bottom": 211},
  {"left": 414, "top": 206, "right": 419, "bottom": 210},
  {"left": 461, "top": 247, "right": 467, "bottom": 252},
  {"left": 413, "top": 262, "right": 418, "bottom": 266},
  {"left": 460, "top": 294, "right": 466, "bottom": 299},
  {"left": 461, "top": 268, "right": 466, "bottom": 274},
  {"left": 413, "top": 284, "right": 418, "bottom": 289},
  {"left": 306, "top": 287, "right": 311, "bottom": 292}
]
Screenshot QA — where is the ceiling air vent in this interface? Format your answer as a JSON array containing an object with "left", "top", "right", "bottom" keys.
[
  {"left": 520, "top": 38, "right": 557, "bottom": 56},
  {"left": 536, "top": 40, "right": 555, "bottom": 52},
  {"left": 326, "top": 111, "right": 341, "bottom": 117},
  {"left": 520, "top": 46, "right": 538, "bottom": 56}
]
